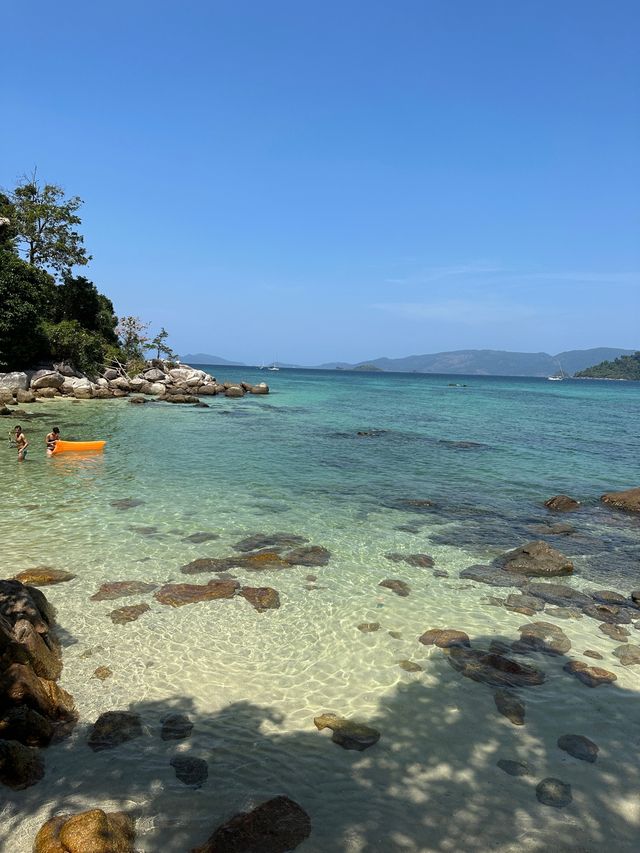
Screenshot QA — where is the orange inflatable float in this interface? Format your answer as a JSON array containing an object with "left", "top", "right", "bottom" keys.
[{"left": 50, "top": 440, "right": 106, "bottom": 455}]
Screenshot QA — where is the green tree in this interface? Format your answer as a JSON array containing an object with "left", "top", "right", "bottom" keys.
[
  {"left": 41, "top": 319, "right": 108, "bottom": 375},
  {"left": 8, "top": 174, "right": 91, "bottom": 278},
  {"left": 0, "top": 250, "right": 57, "bottom": 369},
  {"left": 149, "top": 327, "right": 176, "bottom": 360},
  {"left": 117, "top": 316, "right": 150, "bottom": 363},
  {"left": 0, "top": 193, "right": 17, "bottom": 252},
  {"left": 55, "top": 275, "right": 118, "bottom": 343}
]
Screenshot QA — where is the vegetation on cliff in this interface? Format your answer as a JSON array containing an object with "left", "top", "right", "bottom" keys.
[
  {"left": 0, "top": 175, "right": 169, "bottom": 375},
  {"left": 576, "top": 351, "right": 640, "bottom": 380}
]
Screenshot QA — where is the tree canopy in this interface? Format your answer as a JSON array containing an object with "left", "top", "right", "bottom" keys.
[{"left": 576, "top": 352, "right": 640, "bottom": 380}]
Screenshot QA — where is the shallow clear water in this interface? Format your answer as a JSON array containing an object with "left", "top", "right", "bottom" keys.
[{"left": 2, "top": 369, "right": 640, "bottom": 852}]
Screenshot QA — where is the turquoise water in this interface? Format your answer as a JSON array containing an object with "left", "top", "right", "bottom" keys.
[{"left": 2, "top": 369, "right": 640, "bottom": 852}]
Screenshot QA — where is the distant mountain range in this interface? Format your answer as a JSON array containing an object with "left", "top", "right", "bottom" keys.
[
  {"left": 183, "top": 348, "right": 635, "bottom": 377},
  {"left": 317, "top": 348, "right": 635, "bottom": 377},
  {"left": 181, "top": 353, "right": 247, "bottom": 366}
]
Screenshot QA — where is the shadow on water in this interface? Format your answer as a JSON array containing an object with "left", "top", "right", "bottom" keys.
[{"left": 3, "top": 628, "right": 640, "bottom": 852}]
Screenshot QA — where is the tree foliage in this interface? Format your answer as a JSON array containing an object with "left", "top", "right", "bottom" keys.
[
  {"left": 149, "top": 327, "right": 176, "bottom": 360},
  {"left": 0, "top": 250, "right": 57, "bottom": 369},
  {"left": 576, "top": 352, "right": 640, "bottom": 380},
  {"left": 117, "top": 316, "right": 150, "bottom": 363},
  {"left": 8, "top": 174, "right": 91, "bottom": 278}
]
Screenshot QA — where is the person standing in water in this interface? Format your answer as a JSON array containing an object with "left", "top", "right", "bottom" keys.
[
  {"left": 45, "top": 427, "right": 60, "bottom": 456},
  {"left": 14, "top": 425, "right": 28, "bottom": 461}
]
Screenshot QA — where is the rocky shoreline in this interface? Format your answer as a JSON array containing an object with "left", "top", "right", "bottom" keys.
[{"left": 0, "top": 359, "right": 269, "bottom": 410}]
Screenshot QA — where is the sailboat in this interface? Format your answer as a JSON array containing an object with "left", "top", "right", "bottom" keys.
[
  {"left": 268, "top": 356, "right": 280, "bottom": 372},
  {"left": 547, "top": 359, "right": 567, "bottom": 381}
]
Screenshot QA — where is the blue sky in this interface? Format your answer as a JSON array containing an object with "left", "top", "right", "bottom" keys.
[{"left": 3, "top": 1, "right": 638, "bottom": 364}]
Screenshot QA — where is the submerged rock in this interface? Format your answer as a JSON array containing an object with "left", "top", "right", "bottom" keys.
[
  {"left": 0, "top": 706, "right": 54, "bottom": 747},
  {"left": 161, "top": 713, "right": 193, "bottom": 741},
  {"left": 564, "top": 660, "right": 617, "bottom": 687},
  {"left": 419, "top": 628, "right": 470, "bottom": 648},
  {"left": 233, "top": 532, "right": 309, "bottom": 552},
  {"left": 109, "top": 603, "right": 151, "bottom": 625},
  {"left": 505, "top": 593, "right": 545, "bottom": 615},
  {"left": 385, "top": 552, "right": 435, "bottom": 567},
  {"left": 459, "top": 564, "right": 526, "bottom": 588},
  {"left": 447, "top": 647, "right": 546, "bottom": 687},
  {"left": 91, "top": 581, "right": 158, "bottom": 601},
  {"left": 583, "top": 603, "right": 633, "bottom": 625},
  {"left": 557, "top": 734, "right": 599, "bottom": 763},
  {"left": 191, "top": 796, "right": 311, "bottom": 853},
  {"left": 497, "top": 758, "right": 531, "bottom": 776},
  {"left": 13, "top": 567, "right": 76, "bottom": 586},
  {"left": 525, "top": 583, "right": 591, "bottom": 608},
  {"left": 544, "top": 495, "right": 581, "bottom": 512},
  {"left": 591, "top": 589, "right": 628, "bottom": 606},
  {"left": 498, "top": 541, "right": 574, "bottom": 577},
  {"left": 601, "top": 487, "right": 640, "bottom": 513},
  {"left": 0, "top": 739, "right": 45, "bottom": 789},
  {"left": 379, "top": 579, "right": 411, "bottom": 597},
  {"left": 92, "top": 666, "right": 113, "bottom": 681},
  {"left": 536, "top": 777, "right": 572, "bottom": 808},
  {"left": 494, "top": 690, "right": 525, "bottom": 725},
  {"left": 154, "top": 580, "right": 239, "bottom": 607},
  {"left": 398, "top": 659, "right": 423, "bottom": 672},
  {"left": 314, "top": 712, "right": 380, "bottom": 751},
  {"left": 284, "top": 545, "right": 331, "bottom": 566},
  {"left": 110, "top": 498, "right": 145, "bottom": 510},
  {"left": 34, "top": 809, "right": 136, "bottom": 853},
  {"left": 182, "top": 532, "right": 220, "bottom": 544},
  {"left": 88, "top": 711, "right": 143, "bottom": 751},
  {"left": 171, "top": 755, "right": 208, "bottom": 787},
  {"left": 583, "top": 649, "right": 604, "bottom": 660},
  {"left": 240, "top": 586, "right": 281, "bottom": 612},
  {"left": 612, "top": 644, "right": 640, "bottom": 666},
  {"left": 512, "top": 622, "right": 571, "bottom": 656},
  {"left": 357, "top": 622, "right": 380, "bottom": 633},
  {"left": 599, "top": 623, "right": 630, "bottom": 642}
]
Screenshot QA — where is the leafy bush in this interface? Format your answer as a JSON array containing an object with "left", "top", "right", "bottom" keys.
[
  {"left": 41, "top": 320, "right": 108, "bottom": 376},
  {"left": 0, "top": 250, "right": 56, "bottom": 369}
]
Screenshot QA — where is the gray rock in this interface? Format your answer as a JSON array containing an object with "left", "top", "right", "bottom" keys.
[
  {"left": 0, "top": 372, "right": 28, "bottom": 393},
  {"left": 498, "top": 541, "right": 573, "bottom": 577},
  {"left": 494, "top": 690, "right": 525, "bottom": 725},
  {"left": 314, "top": 712, "right": 380, "bottom": 751},
  {"left": 536, "top": 777, "right": 572, "bottom": 808},
  {"left": 379, "top": 579, "right": 411, "bottom": 597},
  {"left": 30, "top": 370, "right": 64, "bottom": 390},
  {"left": 557, "top": 734, "right": 599, "bottom": 763},
  {"left": 88, "top": 711, "right": 143, "bottom": 751},
  {"left": 170, "top": 755, "right": 208, "bottom": 787},
  {"left": 613, "top": 644, "right": 640, "bottom": 666},
  {"left": 459, "top": 564, "right": 526, "bottom": 588},
  {"left": 513, "top": 621, "right": 571, "bottom": 656},
  {"left": 525, "top": 583, "right": 592, "bottom": 608},
  {"left": 497, "top": 758, "right": 531, "bottom": 776},
  {"left": 599, "top": 623, "right": 630, "bottom": 642}
]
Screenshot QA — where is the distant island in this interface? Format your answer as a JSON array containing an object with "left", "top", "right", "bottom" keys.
[
  {"left": 576, "top": 351, "right": 640, "bottom": 380},
  {"left": 181, "top": 353, "right": 247, "bottom": 366},
  {"left": 353, "top": 363, "right": 383, "bottom": 372},
  {"left": 318, "top": 347, "right": 634, "bottom": 377}
]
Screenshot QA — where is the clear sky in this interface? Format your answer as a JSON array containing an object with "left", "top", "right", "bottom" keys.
[{"left": 3, "top": 1, "right": 638, "bottom": 364}]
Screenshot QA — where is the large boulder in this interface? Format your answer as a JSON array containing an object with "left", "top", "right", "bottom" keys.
[
  {"left": 0, "top": 739, "right": 45, "bottom": 789},
  {"left": 30, "top": 370, "right": 65, "bottom": 390},
  {"left": 35, "top": 387, "right": 60, "bottom": 399},
  {"left": 147, "top": 382, "right": 166, "bottom": 395},
  {"left": 224, "top": 385, "right": 245, "bottom": 397},
  {"left": 601, "top": 487, "right": 640, "bottom": 514},
  {"left": 34, "top": 809, "right": 136, "bottom": 853},
  {"left": 192, "top": 796, "right": 310, "bottom": 853},
  {"left": 61, "top": 376, "right": 91, "bottom": 395},
  {"left": 109, "top": 377, "right": 131, "bottom": 392},
  {"left": 103, "top": 368, "right": 119, "bottom": 381},
  {"left": 0, "top": 372, "right": 28, "bottom": 393},
  {"left": 249, "top": 382, "right": 269, "bottom": 394},
  {"left": 88, "top": 711, "right": 143, "bottom": 751},
  {"left": 447, "top": 647, "right": 546, "bottom": 687},
  {"left": 143, "top": 368, "right": 166, "bottom": 382},
  {"left": 16, "top": 389, "right": 36, "bottom": 403},
  {"left": 512, "top": 621, "right": 571, "bottom": 656},
  {"left": 497, "top": 541, "right": 573, "bottom": 577}
]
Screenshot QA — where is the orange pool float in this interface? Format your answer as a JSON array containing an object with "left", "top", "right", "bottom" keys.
[{"left": 50, "top": 440, "right": 106, "bottom": 455}]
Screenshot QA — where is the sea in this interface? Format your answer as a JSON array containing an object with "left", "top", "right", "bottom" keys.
[{"left": 2, "top": 368, "right": 640, "bottom": 852}]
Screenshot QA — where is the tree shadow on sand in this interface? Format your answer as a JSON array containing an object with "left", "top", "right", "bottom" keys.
[{"left": 2, "top": 628, "right": 640, "bottom": 852}]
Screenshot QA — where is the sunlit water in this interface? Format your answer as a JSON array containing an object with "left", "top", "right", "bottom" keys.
[{"left": 2, "top": 369, "right": 640, "bottom": 852}]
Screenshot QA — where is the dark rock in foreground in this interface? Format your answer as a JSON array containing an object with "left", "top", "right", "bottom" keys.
[
  {"left": 613, "top": 644, "right": 640, "bottom": 666},
  {"left": 34, "top": 809, "right": 136, "bottom": 853},
  {"left": 0, "top": 739, "right": 45, "bottom": 789},
  {"left": 557, "top": 733, "right": 599, "bottom": 762},
  {"left": 599, "top": 623, "right": 630, "bottom": 642},
  {"left": 357, "top": 622, "right": 380, "bottom": 633},
  {"left": 171, "top": 755, "right": 208, "bottom": 787},
  {"left": 314, "top": 712, "right": 380, "bottom": 751},
  {"left": 536, "top": 777, "right": 572, "bottom": 808},
  {"left": 447, "top": 647, "right": 546, "bottom": 687},
  {"left": 459, "top": 564, "right": 526, "bottom": 588},
  {"left": 191, "top": 795, "right": 311, "bottom": 853},
  {"left": 88, "top": 711, "right": 143, "bottom": 751}
]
